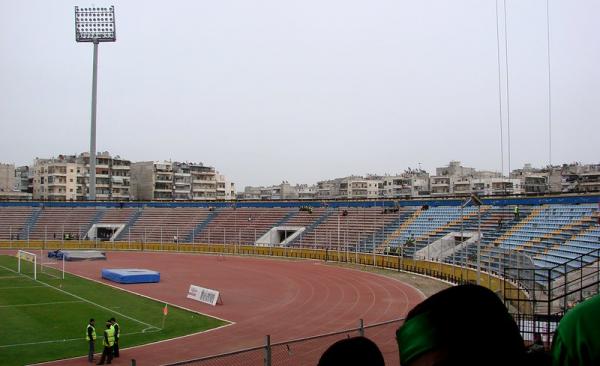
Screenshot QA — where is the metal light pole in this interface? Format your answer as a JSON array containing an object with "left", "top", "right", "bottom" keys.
[
  {"left": 75, "top": 6, "right": 116, "bottom": 200},
  {"left": 477, "top": 204, "right": 481, "bottom": 285}
]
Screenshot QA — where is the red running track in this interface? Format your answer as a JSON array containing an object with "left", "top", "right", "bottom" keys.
[{"left": 35, "top": 251, "right": 424, "bottom": 365}]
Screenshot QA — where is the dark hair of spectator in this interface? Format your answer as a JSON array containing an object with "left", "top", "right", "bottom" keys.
[{"left": 318, "top": 336, "right": 384, "bottom": 366}]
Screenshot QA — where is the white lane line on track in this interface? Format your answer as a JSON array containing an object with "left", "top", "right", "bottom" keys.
[{"left": 0, "top": 264, "right": 161, "bottom": 332}]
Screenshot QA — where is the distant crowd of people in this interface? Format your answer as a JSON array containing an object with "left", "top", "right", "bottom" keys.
[
  {"left": 86, "top": 317, "right": 120, "bottom": 364},
  {"left": 317, "top": 284, "right": 600, "bottom": 366}
]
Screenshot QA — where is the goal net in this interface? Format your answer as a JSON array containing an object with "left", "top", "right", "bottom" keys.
[
  {"left": 17, "top": 250, "right": 65, "bottom": 281},
  {"left": 17, "top": 250, "right": 37, "bottom": 280}
]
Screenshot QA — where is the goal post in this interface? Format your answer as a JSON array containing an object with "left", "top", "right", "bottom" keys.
[
  {"left": 17, "top": 250, "right": 65, "bottom": 281},
  {"left": 39, "top": 250, "right": 65, "bottom": 280},
  {"left": 17, "top": 250, "right": 37, "bottom": 280}
]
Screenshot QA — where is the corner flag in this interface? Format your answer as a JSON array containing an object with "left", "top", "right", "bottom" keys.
[{"left": 163, "top": 303, "right": 168, "bottom": 316}]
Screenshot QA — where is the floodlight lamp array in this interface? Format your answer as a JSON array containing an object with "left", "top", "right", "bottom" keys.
[{"left": 75, "top": 5, "right": 116, "bottom": 42}]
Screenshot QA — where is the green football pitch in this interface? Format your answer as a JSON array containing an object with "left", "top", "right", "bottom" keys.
[{"left": 0, "top": 254, "right": 228, "bottom": 366}]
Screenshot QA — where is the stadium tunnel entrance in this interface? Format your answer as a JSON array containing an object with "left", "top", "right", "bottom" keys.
[
  {"left": 255, "top": 226, "right": 306, "bottom": 247},
  {"left": 86, "top": 224, "right": 125, "bottom": 241}
]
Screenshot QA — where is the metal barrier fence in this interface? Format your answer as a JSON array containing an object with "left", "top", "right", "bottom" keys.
[
  {"left": 164, "top": 318, "right": 403, "bottom": 366},
  {"left": 504, "top": 247, "right": 600, "bottom": 344}
]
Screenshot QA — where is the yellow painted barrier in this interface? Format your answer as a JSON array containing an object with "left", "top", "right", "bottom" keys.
[{"left": 0, "top": 240, "right": 530, "bottom": 309}]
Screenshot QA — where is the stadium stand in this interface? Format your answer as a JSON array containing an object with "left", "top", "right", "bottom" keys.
[
  {"left": 288, "top": 207, "right": 402, "bottom": 250},
  {"left": 28, "top": 207, "right": 98, "bottom": 240},
  {"left": 1, "top": 197, "right": 598, "bottom": 275},
  {"left": 193, "top": 207, "right": 293, "bottom": 244},
  {"left": 0, "top": 206, "right": 33, "bottom": 240},
  {"left": 125, "top": 207, "right": 212, "bottom": 243}
]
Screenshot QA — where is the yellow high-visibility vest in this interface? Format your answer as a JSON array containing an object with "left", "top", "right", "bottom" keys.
[
  {"left": 86, "top": 324, "right": 96, "bottom": 341},
  {"left": 103, "top": 327, "right": 115, "bottom": 347}
]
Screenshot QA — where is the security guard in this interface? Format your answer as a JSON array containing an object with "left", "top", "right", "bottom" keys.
[
  {"left": 86, "top": 318, "right": 96, "bottom": 363},
  {"left": 97, "top": 320, "right": 115, "bottom": 365},
  {"left": 110, "top": 317, "right": 120, "bottom": 358}
]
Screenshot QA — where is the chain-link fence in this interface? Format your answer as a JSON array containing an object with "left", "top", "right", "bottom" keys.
[{"left": 164, "top": 318, "right": 403, "bottom": 366}]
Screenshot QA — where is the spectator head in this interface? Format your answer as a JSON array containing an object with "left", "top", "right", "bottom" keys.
[
  {"left": 318, "top": 336, "right": 384, "bottom": 366},
  {"left": 396, "top": 284, "right": 526, "bottom": 366}
]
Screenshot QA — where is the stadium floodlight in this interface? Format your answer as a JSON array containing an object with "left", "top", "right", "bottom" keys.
[
  {"left": 75, "top": 6, "right": 116, "bottom": 42},
  {"left": 74, "top": 6, "right": 117, "bottom": 200}
]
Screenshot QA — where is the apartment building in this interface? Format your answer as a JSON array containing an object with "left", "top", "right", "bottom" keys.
[
  {"left": 31, "top": 152, "right": 130, "bottom": 201},
  {"left": 131, "top": 161, "right": 234, "bottom": 201},
  {"left": 75, "top": 152, "right": 131, "bottom": 200},
  {"left": 32, "top": 156, "right": 80, "bottom": 201},
  {"left": 130, "top": 161, "right": 173, "bottom": 200},
  {"left": 381, "top": 171, "right": 430, "bottom": 198},
  {"left": 471, "top": 177, "right": 522, "bottom": 196},
  {"left": 190, "top": 163, "right": 216, "bottom": 200},
  {"left": 316, "top": 180, "right": 339, "bottom": 199},
  {"left": 337, "top": 176, "right": 382, "bottom": 199},
  {"left": 548, "top": 163, "right": 600, "bottom": 193},
  {"left": 15, "top": 166, "right": 32, "bottom": 193},
  {"left": 242, "top": 182, "right": 300, "bottom": 200},
  {"left": 0, "top": 163, "right": 15, "bottom": 193},
  {"left": 297, "top": 184, "right": 317, "bottom": 199}
]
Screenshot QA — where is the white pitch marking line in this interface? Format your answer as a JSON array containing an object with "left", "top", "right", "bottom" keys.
[
  {"left": 0, "top": 264, "right": 161, "bottom": 332},
  {"left": 0, "top": 285, "right": 46, "bottom": 290},
  {"left": 0, "top": 275, "right": 28, "bottom": 280},
  {"left": 0, "top": 300, "right": 83, "bottom": 308},
  {"left": 0, "top": 329, "right": 160, "bottom": 348}
]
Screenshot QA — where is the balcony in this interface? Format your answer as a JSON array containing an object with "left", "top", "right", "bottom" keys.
[
  {"left": 192, "top": 187, "right": 215, "bottom": 193},
  {"left": 111, "top": 165, "right": 130, "bottom": 170},
  {"left": 193, "top": 179, "right": 216, "bottom": 184}
]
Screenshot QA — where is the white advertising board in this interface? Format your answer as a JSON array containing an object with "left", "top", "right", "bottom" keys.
[{"left": 187, "top": 284, "right": 220, "bottom": 306}]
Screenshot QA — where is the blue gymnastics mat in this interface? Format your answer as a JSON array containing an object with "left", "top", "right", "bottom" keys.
[{"left": 101, "top": 268, "right": 160, "bottom": 284}]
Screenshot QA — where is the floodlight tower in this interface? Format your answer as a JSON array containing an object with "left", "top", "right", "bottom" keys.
[{"left": 74, "top": 6, "right": 116, "bottom": 200}]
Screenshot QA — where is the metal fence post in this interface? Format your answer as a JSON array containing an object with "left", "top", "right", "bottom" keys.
[
  {"left": 359, "top": 318, "right": 364, "bottom": 337},
  {"left": 264, "top": 335, "right": 271, "bottom": 366}
]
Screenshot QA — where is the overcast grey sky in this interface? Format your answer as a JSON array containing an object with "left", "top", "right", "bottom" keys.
[{"left": 1, "top": 0, "right": 598, "bottom": 188}]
